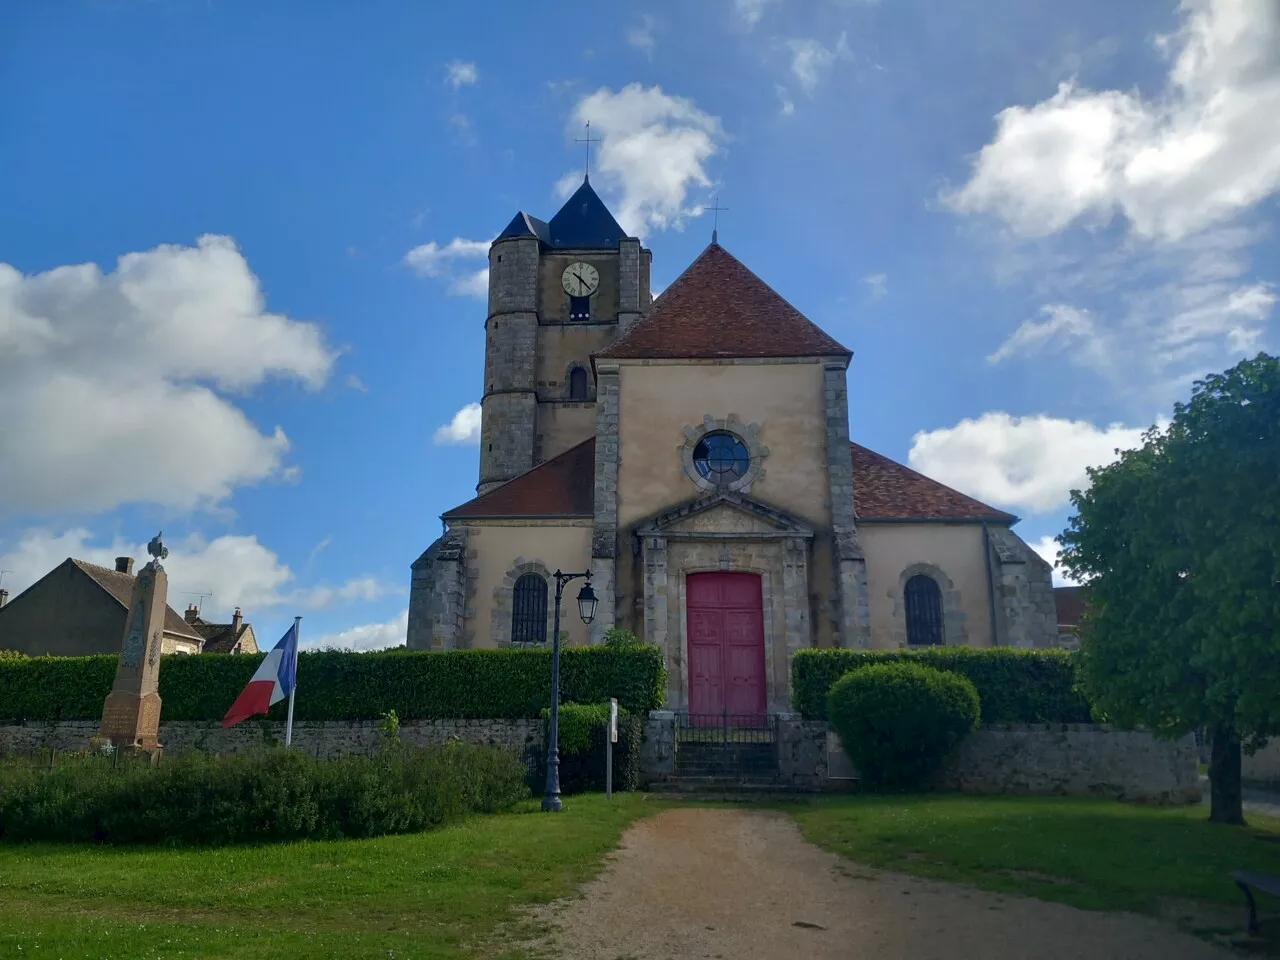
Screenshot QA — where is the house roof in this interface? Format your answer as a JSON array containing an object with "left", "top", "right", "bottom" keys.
[
  {"left": 495, "top": 179, "right": 630, "bottom": 251},
  {"left": 188, "top": 618, "right": 257, "bottom": 653},
  {"left": 443, "top": 438, "right": 596, "bottom": 519},
  {"left": 442, "top": 437, "right": 1014, "bottom": 525},
  {"left": 1054, "top": 586, "right": 1088, "bottom": 628},
  {"left": 70, "top": 559, "right": 205, "bottom": 642},
  {"left": 851, "top": 443, "right": 1017, "bottom": 523},
  {"left": 598, "top": 243, "right": 852, "bottom": 362}
]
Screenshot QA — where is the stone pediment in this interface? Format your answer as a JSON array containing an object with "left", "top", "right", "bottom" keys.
[{"left": 637, "top": 492, "right": 814, "bottom": 540}]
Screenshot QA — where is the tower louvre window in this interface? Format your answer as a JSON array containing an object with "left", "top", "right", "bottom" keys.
[
  {"left": 904, "top": 574, "right": 944, "bottom": 646},
  {"left": 511, "top": 573, "right": 548, "bottom": 644},
  {"left": 569, "top": 295, "right": 591, "bottom": 321},
  {"left": 569, "top": 367, "right": 589, "bottom": 400}
]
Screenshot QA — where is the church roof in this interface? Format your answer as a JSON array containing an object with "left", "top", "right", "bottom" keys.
[
  {"left": 850, "top": 443, "right": 1016, "bottom": 523},
  {"left": 598, "top": 243, "right": 852, "bottom": 361},
  {"left": 443, "top": 438, "right": 596, "bottom": 519},
  {"left": 495, "top": 179, "right": 630, "bottom": 251},
  {"left": 547, "top": 178, "right": 630, "bottom": 248},
  {"left": 440, "top": 437, "right": 1015, "bottom": 524},
  {"left": 496, "top": 211, "right": 551, "bottom": 245}
]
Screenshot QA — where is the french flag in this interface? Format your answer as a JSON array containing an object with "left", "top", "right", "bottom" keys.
[{"left": 222, "top": 620, "right": 299, "bottom": 728}]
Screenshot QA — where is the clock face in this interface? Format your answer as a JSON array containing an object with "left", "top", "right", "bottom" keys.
[{"left": 561, "top": 261, "right": 600, "bottom": 297}]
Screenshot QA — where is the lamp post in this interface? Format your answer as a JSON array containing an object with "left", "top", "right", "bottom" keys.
[{"left": 542, "top": 569, "right": 598, "bottom": 812}]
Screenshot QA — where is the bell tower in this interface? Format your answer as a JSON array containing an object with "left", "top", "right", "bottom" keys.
[{"left": 476, "top": 178, "right": 651, "bottom": 494}]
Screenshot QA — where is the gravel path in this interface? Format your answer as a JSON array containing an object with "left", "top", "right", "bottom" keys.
[{"left": 523, "top": 807, "right": 1235, "bottom": 960}]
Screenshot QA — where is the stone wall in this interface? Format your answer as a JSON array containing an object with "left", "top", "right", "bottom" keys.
[
  {"left": 2, "top": 718, "right": 545, "bottom": 770},
  {"left": 936, "top": 724, "right": 1202, "bottom": 803},
  {"left": 1244, "top": 740, "right": 1280, "bottom": 784}
]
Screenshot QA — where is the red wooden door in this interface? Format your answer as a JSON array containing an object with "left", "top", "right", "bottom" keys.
[{"left": 687, "top": 572, "right": 766, "bottom": 716}]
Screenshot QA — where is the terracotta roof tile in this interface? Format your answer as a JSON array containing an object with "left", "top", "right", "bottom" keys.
[
  {"left": 598, "top": 243, "right": 851, "bottom": 361},
  {"left": 71, "top": 559, "right": 205, "bottom": 642},
  {"left": 441, "top": 437, "right": 1014, "bottom": 524},
  {"left": 444, "top": 438, "right": 595, "bottom": 519},
  {"left": 851, "top": 443, "right": 1017, "bottom": 522}
]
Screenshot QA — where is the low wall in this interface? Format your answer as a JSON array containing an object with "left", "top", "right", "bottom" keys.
[
  {"left": 0, "top": 719, "right": 544, "bottom": 769},
  {"left": 936, "top": 724, "right": 1202, "bottom": 803}
]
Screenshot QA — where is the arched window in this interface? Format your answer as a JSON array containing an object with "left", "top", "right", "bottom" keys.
[
  {"left": 904, "top": 574, "right": 944, "bottom": 646},
  {"left": 568, "top": 367, "right": 589, "bottom": 401},
  {"left": 511, "top": 573, "right": 548, "bottom": 644}
]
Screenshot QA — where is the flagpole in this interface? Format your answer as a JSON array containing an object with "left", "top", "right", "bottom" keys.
[{"left": 285, "top": 616, "right": 300, "bottom": 748}]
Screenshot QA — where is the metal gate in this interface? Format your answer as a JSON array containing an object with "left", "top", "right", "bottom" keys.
[{"left": 675, "top": 710, "right": 778, "bottom": 778}]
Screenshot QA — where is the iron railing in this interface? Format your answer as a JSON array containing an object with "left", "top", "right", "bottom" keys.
[{"left": 677, "top": 710, "right": 777, "bottom": 744}]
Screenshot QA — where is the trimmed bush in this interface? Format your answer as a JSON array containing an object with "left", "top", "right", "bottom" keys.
[
  {"left": 0, "top": 646, "right": 667, "bottom": 723},
  {"left": 792, "top": 647, "right": 1090, "bottom": 723},
  {"left": 534, "top": 701, "right": 642, "bottom": 794},
  {"left": 827, "top": 662, "right": 980, "bottom": 789},
  {"left": 0, "top": 741, "right": 528, "bottom": 845}
]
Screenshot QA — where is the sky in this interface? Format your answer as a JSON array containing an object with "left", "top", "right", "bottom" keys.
[{"left": 1, "top": 0, "right": 1277, "bottom": 650}]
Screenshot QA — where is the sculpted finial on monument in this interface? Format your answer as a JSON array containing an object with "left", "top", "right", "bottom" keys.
[{"left": 147, "top": 531, "right": 169, "bottom": 569}]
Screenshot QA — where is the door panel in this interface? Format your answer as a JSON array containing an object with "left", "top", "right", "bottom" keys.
[{"left": 687, "top": 572, "right": 766, "bottom": 716}]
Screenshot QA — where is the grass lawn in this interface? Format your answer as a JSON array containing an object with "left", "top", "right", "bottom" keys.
[
  {"left": 0, "top": 793, "right": 656, "bottom": 960},
  {"left": 792, "top": 793, "right": 1280, "bottom": 917}
]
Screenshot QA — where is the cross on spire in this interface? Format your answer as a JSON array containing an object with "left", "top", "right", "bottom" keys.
[
  {"left": 708, "top": 196, "right": 729, "bottom": 244},
  {"left": 574, "top": 120, "right": 602, "bottom": 182}
]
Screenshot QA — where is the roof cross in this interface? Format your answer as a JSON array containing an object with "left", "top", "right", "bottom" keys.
[
  {"left": 708, "top": 196, "right": 729, "bottom": 244},
  {"left": 574, "top": 120, "right": 602, "bottom": 182}
]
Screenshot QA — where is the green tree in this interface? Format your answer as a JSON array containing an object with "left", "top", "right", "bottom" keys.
[{"left": 1059, "top": 353, "right": 1280, "bottom": 825}]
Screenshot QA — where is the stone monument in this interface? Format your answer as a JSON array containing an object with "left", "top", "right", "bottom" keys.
[{"left": 99, "top": 532, "right": 170, "bottom": 751}]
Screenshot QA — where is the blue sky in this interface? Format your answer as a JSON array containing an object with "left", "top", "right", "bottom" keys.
[{"left": 1, "top": 0, "right": 1276, "bottom": 649}]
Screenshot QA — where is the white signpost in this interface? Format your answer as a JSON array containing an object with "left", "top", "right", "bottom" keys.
[{"left": 607, "top": 698, "right": 618, "bottom": 800}]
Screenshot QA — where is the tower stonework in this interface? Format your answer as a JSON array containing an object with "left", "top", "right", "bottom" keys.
[{"left": 479, "top": 235, "right": 540, "bottom": 494}]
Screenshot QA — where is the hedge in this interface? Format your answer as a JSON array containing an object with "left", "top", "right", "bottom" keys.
[
  {"left": 0, "top": 742, "right": 527, "bottom": 845},
  {"left": 534, "top": 702, "right": 642, "bottom": 795},
  {"left": 0, "top": 647, "right": 667, "bottom": 723},
  {"left": 792, "top": 647, "right": 1091, "bottom": 723}
]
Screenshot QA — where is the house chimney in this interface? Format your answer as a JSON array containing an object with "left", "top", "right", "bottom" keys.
[
  {"left": 185, "top": 603, "right": 200, "bottom": 624},
  {"left": 115, "top": 556, "right": 134, "bottom": 575},
  {"left": 232, "top": 607, "right": 243, "bottom": 632},
  {"left": 0, "top": 589, "right": 8, "bottom": 609}
]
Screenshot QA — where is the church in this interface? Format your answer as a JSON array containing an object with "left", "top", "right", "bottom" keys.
[{"left": 407, "top": 178, "right": 1057, "bottom": 714}]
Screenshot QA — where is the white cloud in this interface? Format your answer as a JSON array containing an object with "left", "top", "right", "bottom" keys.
[
  {"left": 907, "top": 412, "right": 1155, "bottom": 514},
  {"left": 943, "top": 0, "right": 1280, "bottom": 241},
  {"left": 787, "top": 33, "right": 849, "bottom": 93},
  {"left": 433, "top": 402, "right": 482, "bottom": 445},
  {"left": 628, "top": 15, "right": 657, "bottom": 56},
  {"left": 864, "top": 273, "right": 888, "bottom": 299},
  {"left": 305, "top": 609, "right": 408, "bottom": 652},
  {"left": 0, "top": 236, "right": 335, "bottom": 517},
  {"left": 448, "top": 267, "right": 490, "bottom": 299},
  {"left": 564, "top": 84, "right": 724, "bottom": 237},
  {"left": 1030, "top": 535, "right": 1079, "bottom": 587},
  {"left": 403, "top": 238, "right": 489, "bottom": 299},
  {"left": 0, "top": 528, "right": 399, "bottom": 622},
  {"left": 402, "top": 237, "right": 488, "bottom": 277},
  {"left": 988, "top": 304, "right": 1108, "bottom": 367},
  {"left": 734, "top": 0, "right": 777, "bottom": 28},
  {"left": 776, "top": 85, "right": 796, "bottom": 116},
  {"left": 446, "top": 60, "right": 478, "bottom": 88}
]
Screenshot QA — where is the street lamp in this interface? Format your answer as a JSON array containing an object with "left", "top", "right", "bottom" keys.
[{"left": 542, "top": 569, "right": 597, "bottom": 813}]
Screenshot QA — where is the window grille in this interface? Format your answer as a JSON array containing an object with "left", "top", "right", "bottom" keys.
[
  {"left": 568, "top": 367, "right": 589, "bottom": 400},
  {"left": 692, "top": 431, "right": 750, "bottom": 484},
  {"left": 511, "top": 573, "right": 548, "bottom": 644},
  {"left": 904, "top": 574, "right": 944, "bottom": 646}
]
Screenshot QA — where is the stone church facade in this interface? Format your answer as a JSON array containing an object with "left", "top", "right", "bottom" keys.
[{"left": 408, "top": 178, "right": 1057, "bottom": 712}]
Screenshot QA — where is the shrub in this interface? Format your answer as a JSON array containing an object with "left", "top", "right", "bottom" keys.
[
  {"left": 0, "top": 646, "right": 667, "bottom": 723},
  {"left": 535, "top": 701, "right": 642, "bottom": 794},
  {"left": 792, "top": 647, "right": 1090, "bottom": 723},
  {"left": 602, "top": 628, "right": 644, "bottom": 650},
  {"left": 827, "top": 662, "right": 980, "bottom": 789},
  {"left": 0, "top": 742, "right": 528, "bottom": 845}
]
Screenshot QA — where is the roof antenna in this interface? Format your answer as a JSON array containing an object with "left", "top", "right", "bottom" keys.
[
  {"left": 574, "top": 120, "right": 601, "bottom": 183},
  {"left": 708, "top": 196, "right": 728, "bottom": 245}
]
